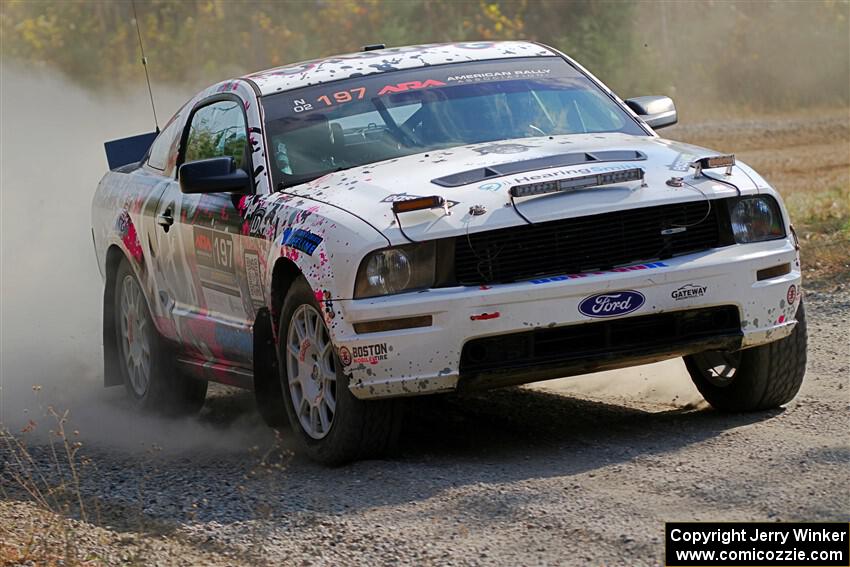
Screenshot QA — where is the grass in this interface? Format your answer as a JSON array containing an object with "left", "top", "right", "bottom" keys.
[
  {"left": 668, "top": 105, "right": 850, "bottom": 287},
  {"left": 0, "top": 391, "right": 292, "bottom": 566},
  {"left": 785, "top": 185, "right": 850, "bottom": 287},
  {"left": 0, "top": 396, "right": 98, "bottom": 566}
]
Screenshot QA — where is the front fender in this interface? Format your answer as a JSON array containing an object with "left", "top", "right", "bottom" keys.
[{"left": 238, "top": 191, "right": 389, "bottom": 332}]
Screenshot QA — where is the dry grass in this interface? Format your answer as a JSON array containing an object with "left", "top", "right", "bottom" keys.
[
  {"left": 0, "top": 392, "right": 292, "bottom": 566},
  {"left": 0, "top": 393, "right": 100, "bottom": 565},
  {"left": 786, "top": 185, "right": 850, "bottom": 286}
]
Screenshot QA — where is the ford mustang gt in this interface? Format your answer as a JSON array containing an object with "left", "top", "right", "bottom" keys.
[{"left": 93, "top": 41, "right": 806, "bottom": 464}]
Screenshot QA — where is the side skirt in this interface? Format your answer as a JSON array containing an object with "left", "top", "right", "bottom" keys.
[{"left": 175, "top": 357, "right": 254, "bottom": 390}]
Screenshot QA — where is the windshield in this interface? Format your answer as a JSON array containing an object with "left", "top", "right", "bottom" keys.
[{"left": 261, "top": 57, "right": 647, "bottom": 188}]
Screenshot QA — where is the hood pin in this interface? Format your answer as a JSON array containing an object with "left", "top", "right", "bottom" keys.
[
  {"left": 666, "top": 177, "right": 684, "bottom": 188},
  {"left": 469, "top": 204, "right": 487, "bottom": 216}
]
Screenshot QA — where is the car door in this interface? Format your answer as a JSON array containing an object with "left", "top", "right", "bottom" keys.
[{"left": 153, "top": 96, "right": 255, "bottom": 370}]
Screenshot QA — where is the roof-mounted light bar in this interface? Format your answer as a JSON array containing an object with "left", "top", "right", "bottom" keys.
[
  {"left": 509, "top": 167, "right": 646, "bottom": 199},
  {"left": 391, "top": 195, "right": 449, "bottom": 215},
  {"left": 691, "top": 154, "right": 735, "bottom": 177}
]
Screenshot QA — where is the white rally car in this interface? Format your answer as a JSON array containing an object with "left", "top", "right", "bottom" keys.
[{"left": 93, "top": 41, "right": 806, "bottom": 464}]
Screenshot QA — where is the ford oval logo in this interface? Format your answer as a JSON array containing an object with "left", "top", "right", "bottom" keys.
[{"left": 578, "top": 290, "right": 645, "bottom": 318}]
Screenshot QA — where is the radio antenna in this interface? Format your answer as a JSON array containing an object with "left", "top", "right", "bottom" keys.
[{"left": 131, "top": 0, "right": 159, "bottom": 132}]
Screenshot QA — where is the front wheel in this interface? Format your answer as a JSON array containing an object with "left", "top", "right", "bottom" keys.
[
  {"left": 277, "top": 277, "right": 403, "bottom": 465},
  {"left": 685, "top": 301, "right": 807, "bottom": 411}
]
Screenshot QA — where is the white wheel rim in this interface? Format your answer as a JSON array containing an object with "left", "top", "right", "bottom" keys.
[
  {"left": 286, "top": 304, "right": 337, "bottom": 439},
  {"left": 119, "top": 274, "right": 152, "bottom": 397}
]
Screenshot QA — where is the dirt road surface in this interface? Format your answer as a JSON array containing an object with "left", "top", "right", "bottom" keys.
[{"left": 2, "top": 110, "right": 848, "bottom": 566}]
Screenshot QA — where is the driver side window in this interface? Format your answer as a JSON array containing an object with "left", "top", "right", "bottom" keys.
[{"left": 184, "top": 100, "right": 248, "bottom": 169}]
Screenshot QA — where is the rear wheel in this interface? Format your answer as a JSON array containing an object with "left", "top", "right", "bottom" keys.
[
  {"left": 277, "top": 277, "right": 403, "bottom": 465},
  {"left": 114, "top": 259, "right": 207, "bottom": 415},
  {"left": 685, "top": 301, "right": 807, "bottom": 411}
]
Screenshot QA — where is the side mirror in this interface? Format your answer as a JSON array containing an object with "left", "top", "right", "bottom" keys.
[
  {"left": 625, "top": 96, "right": 678, "bottom": 130},
  {"left": 179, "top": 157, "right": 250, "bottom": 194}
]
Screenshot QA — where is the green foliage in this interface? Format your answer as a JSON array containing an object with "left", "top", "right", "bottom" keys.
[{"left": 1, "top": 0, "right": 847, "bottom": 112}]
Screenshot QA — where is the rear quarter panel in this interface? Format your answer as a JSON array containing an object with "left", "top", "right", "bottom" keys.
[{"left": 91, "top": 168, "right": 168, "bottom": 301}]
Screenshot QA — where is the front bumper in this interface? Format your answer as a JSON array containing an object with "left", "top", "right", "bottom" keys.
[{"left": 335, "top": 238, "right": 801, "bottom": 399}]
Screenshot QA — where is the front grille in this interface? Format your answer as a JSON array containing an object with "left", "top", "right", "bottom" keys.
[
  {"left": 453, "top": 199, "right": 728, "bottom": 285},
  {"left": 459, "top": 306, "right": 741, "bottom": 379}
]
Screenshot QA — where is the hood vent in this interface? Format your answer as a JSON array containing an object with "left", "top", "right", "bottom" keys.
[{"left": 431, "top": 150, "right": 646, "bottom": 188}]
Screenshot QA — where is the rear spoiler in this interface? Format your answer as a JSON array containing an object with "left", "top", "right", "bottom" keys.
[{"left": 104, "top": 130, "right": 158, "bottom": 170}]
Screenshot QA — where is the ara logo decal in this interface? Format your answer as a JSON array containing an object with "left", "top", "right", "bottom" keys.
[
  {"left": 578, "top": 291, "right": 645, "bottom": 318},
  {"left": 671, "top": 283, "right": 707, "bottom": 301},
  {"left": 378, "top": 79, "right": 446, "bottom": 96},
  {"left": 194, "top": 232, "right": 213, "bottom": 253}
]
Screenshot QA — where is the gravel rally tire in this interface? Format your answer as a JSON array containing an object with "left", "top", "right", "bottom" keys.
[
  {"left": 114, "top": 259, "right": 207, "bottom": 415},
  {"left": 276, "top": 276, "right": 403, "bottom": 465},
  {"left": 685, "top": 301, "right": 807, "bottom": 411}
]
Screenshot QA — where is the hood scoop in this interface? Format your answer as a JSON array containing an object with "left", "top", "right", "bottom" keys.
[{"left": 431, "top": 149, "right": 646, "bottom": 188}]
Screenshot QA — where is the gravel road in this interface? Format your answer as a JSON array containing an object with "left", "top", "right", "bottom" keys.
[
  {"left": 2, "top": 108, "right": 848, "bottom": 565},
  {"left": 3, "top": 289, "right": 848, "bottom": 566}
]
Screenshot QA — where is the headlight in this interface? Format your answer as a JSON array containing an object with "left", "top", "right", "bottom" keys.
[
  {"left": 729, "top": 196, "right": 785, "bottom": 243},
  {"left": 354, "top": 242, "right": 436, "bottom": 298}
]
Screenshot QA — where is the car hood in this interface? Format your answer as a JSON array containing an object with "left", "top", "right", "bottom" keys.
[{"left": 283, "top": 133, "right": 759, "bottom": 245}]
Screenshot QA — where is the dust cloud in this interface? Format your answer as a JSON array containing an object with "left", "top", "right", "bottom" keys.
[
  {"left": 0, "top": 64, "right": 273, "bottom": 452},
  {"left": 528, "top": 359, "right": 703, "bottom": 409}
]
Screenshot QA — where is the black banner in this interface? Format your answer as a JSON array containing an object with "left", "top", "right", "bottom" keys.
[{"left": 666, "top": 522, "right": 849, "bottom": 566}]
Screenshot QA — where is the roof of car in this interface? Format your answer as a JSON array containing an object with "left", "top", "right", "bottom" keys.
[{"left": 243, "top": 41, "right": 557, "bottom": 96}]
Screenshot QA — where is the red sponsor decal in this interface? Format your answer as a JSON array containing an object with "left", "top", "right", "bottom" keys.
[
  {"left": 122, "top": 217, "right": 143, "bottom": 263},
  {"left": 787, "top": 284, "right": 797, "bottom": 304},
  {"left": 338, "top": 346, "right": 352, "bottom": 367},
  {"left": 195, "top": 233, "right": 213, "bottom": 253},
  {"left": 378, "top": 79, "right": 446, "bottom": 96},
  {"left": 470, "top": 311, "right": 500, "bottom": 321}
]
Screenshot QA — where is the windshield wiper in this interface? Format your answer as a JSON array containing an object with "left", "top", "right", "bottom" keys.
[{"left": 277, "top": 167, "right": 347, "bottom": 190}]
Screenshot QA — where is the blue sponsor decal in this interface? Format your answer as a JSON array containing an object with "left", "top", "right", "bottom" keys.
[
  {"left": 281, "top": 228, "right": 323, "bottom": 255},
  {"left": 478, "top": 182, "right": 503, "bottom": 191},
  {"left": 578, "top": 290, "right": 645, "bottom": 318},
  {"left": 214, "top": 325, "right": 253, "bottom": 354}
]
